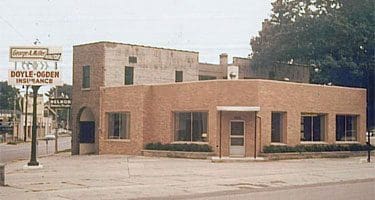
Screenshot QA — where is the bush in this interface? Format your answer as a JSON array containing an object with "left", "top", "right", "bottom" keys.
[
  {"left": 263, "top": 144, "right": 375, "bottom": 153},
  {"left": 145, "top": 142, "right": 213, "bottom": 152}
]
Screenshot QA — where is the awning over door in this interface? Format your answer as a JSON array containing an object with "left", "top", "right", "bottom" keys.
[{"left": 216, "top": 106, "right": 260, "bottom": 112}]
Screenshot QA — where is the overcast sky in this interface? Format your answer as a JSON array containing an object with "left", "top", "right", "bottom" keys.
[{"left": 0, "top": 0, "right": 273, "bottom": 86}]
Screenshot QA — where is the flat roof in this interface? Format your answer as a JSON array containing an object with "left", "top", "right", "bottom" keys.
[
  {"left": 73, "top": 41, "right": 199, "bottom": 54},
  {"left": 217, "top": 106, "right": 260, "bottom": 112}
]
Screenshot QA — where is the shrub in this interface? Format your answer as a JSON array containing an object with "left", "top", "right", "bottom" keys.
[
  {"left": 263, "top": 144, "right": 375, "bottom": 153},
  {"left": 145, "top": 142, "right": 213, "bottom": 152}
]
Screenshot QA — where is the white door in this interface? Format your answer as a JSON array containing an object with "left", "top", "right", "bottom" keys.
[{"left": 230, "top": 120, "right": 245, "bottom": 157}]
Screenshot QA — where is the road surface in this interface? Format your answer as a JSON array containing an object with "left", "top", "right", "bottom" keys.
[
  {"left": 190, "top": 179, "right": 375, "bottom": 200},
  {"left": 0, "top": 136, "right": 71, "bottom": 163}
]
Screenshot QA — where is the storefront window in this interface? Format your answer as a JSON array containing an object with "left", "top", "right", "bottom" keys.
[
  {"left": 271, "top": 112, "right": 285, "bottom": 143},
  {"left": 300, "top": 113, "right": 325, "bottom": 142},
  {"left": 108, "top": 112, "right": 130, "bottom": 139},
  {"left": 336, "top": 115, "right": 357, "bottom": 141},
  {"left": 174, "top": 112, "right": 208, "bottom": 142}
]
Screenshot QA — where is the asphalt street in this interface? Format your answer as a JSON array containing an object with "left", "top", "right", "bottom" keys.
[
  {"left": 0, "top": 136, "right": 71, "bottom": 163},
  {"left": 189, "top": 179, "right": 375, "bottom": 200}
]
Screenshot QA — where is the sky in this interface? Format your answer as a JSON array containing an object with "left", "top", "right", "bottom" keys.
[{"left": 0, "top": 0, "right": 273, "bottom": 90}]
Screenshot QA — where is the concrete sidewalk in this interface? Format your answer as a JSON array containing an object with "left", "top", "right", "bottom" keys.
[{"left": 1, "top": 154, "right": 374, "bottom": 200}]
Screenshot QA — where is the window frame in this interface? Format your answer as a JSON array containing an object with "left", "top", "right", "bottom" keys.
[
  {"left": 173, "top": 111, "right": 209, "bottom": 143},
  {"left": 300, "top": 113, "right": 326, "bottom": 142},
  {"left": 175, "top": 71, "right": 183, "bottom": 82},
  {"left": 107, "top": 112, "right": 131, "bottom": 140},
  {"left": 125, "top": 66, "right": 134, "bottom": 85},
  {"left": 82, "top": 65, "right": 90, "bottom": 89},
  {"left": 271, "top": 112, "right": 286, "bottom": 144},
  {"left": 336, "top": 114, "right": 358, "bottom": 142}
]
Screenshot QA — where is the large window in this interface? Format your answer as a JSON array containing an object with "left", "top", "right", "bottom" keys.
[
  {"left": 108, "top": 113, "right": 130, "bottom": 139},
  {"left": 175, "top": 71, "right": 183, "bottom": 82},
  {"left": 271, "top": 112, "right": 285, "bottom": 143},
  {"left": 125, "top": 66, "right": 134, "bottom": 85},
  {"left": 82, "top": 65, "right": 90, "bottom": 88},
  {"left": 300, "top": 113, "right": 326, "bottom": 142},
  {"left": 174, "top": 112, "right": 208, "bottom": 142},
  {"left": 336, "top": 115, "right": 357, "bottom": 141}
]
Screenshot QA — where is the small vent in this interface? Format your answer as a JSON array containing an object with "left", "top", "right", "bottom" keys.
[{"left": 129, "top": 56, "right": 137, "bottom": 63}]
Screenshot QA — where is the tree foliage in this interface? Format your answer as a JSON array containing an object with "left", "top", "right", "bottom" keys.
[
  {"left": 251, "top": 0, "right": 374, "bottom": 87},
  {"left": 45, "top": 84, "right": 72, "bottom": 127},
  {"left": 0, "top": 81, "right": 20, "bottom": 110},
  {"left": 45, "top": 84, "right": 72, "bottom": 99},
  {"left": 251, "top": 0, "right": 375, "bottom": 127}
]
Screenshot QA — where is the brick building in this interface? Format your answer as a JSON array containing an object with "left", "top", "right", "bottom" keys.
[{"left": 72, "top": 41, "right": 366, "bottom": 156}]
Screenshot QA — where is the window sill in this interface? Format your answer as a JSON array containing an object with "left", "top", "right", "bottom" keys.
[
  {"left": 172, "top": 141, "right": 209, "bottom": 145},
  {"left": 81, "top": 88, "right": 91, "bottom": 91},
  {"left": 270, "top": 142, "right": 287, "bottom": 146},
  {"left": 105, "top": 139, "right": 131, "bottom": 142},
  {"left": 300, "top": 141, "right": 327, "bottom": 145},
  {"left": 335, "top": 141, "right": 359, "bottom": 144}
]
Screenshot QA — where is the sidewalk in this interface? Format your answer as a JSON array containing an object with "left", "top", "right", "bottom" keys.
[{"left": 1, "top": 154, "right": 374, "bottom": 200}]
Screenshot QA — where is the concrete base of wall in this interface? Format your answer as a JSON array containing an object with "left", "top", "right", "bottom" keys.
[
  {"left": 79, "top": 143, "right": 96, "bottom": 155},
  {"left": 211, "top": 156, "right": 266, "bottom": 163},
  {"left": 141, "top": 150, "right": 215, "bottom": 159},
  {"left": 259, "top": 151, "right": 375, "bottom": 160}
]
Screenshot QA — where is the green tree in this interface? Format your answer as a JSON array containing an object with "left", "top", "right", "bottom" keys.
[
  {"left": 0, "top": 81, "right": 20, "bottom": 110},
  {"left": 251, "top": 0, "right": 375, "bottom": 127},
  {"left": 45, "top": 84, "right": 72, "bottom": 99}
]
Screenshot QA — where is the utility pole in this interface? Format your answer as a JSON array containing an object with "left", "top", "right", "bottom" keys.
[
  {"left": 28, "top": 85, "right": 40, "bottom": 166},
  {"left": 54, "top": 87, "right": 59, "bottom": 154},
  {"left": 13, "top": 92, "right": 17, "bottom": 141},
  {"left": 24, "top": 85, "right": 29, "bottom": 142}
]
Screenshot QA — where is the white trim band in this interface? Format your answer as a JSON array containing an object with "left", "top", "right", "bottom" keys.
[{"left": 217, "top": 106, "right": 260, "bottom": 112}]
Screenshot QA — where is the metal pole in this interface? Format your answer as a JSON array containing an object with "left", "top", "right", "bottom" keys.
[
  {"left": 24, "top": 86, "right": 29, "bottom": 142},
  {"left": 254, "top": 112, "right": 257, "bottom": 159},
  {"left": 13, "top": 92, "right": 16, "bottom": 141},
  {"left": 55, "top": 112, "right": 58, "bottom": 154},
  {"left": 54, "top": 87, "right": 59, "bottom": 154},
  {"left": 219, "top": 111, "right": 222, "bottom": 158},
  {"left": 367, "top": 129, "right": 371, "bottom": 163},
  {"left": 28, "top": 85, "right": 40, "bottom": 166}
]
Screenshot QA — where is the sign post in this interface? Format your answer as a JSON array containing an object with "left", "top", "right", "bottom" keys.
[
  {"left": 8, "top": 46, "right": 62, "bottom": 167},
  {"left": 28, "top": 85, "right": 40, "bottom": 166}
]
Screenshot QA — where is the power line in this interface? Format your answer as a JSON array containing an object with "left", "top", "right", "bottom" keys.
[{"left": 0, "top": 15, "right": 28, "bottom": 42}]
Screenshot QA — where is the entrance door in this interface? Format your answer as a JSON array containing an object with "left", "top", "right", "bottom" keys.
[
  {"left": 230, "top": 120, "right": 245, "bottom": 157},
  {"left": 79, "top": 121, "right": 95, "bottom": 143}
]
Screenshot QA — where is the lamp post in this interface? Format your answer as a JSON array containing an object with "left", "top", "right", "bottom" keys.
[{"left": 27, "top": 85, "right": 40, "bottom": 166}]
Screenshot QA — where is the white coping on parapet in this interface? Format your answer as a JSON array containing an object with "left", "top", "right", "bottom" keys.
[{"left": 216, "top": 106, "right": 260, "bottom": 112}]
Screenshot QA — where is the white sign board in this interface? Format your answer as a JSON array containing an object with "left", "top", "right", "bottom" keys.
[
  {"left": 8, "top": 69, "right": 62, "bottom": 86},
  {"left": 8, "top": 46, "right": 63, "bottom": 86},
  {"left": 9, "top": 46, "right": 62, "bottom": 62}
]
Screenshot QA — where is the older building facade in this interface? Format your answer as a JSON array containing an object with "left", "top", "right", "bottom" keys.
[{"left": 72, "top": 41, "right": 364, "bottom": 156}]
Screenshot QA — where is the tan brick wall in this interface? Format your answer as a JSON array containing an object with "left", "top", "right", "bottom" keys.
[
  {"left": 257, "top": 81, "right": 367, "bottom": 148},
  {"left": 71, "top": 43, "right": 105, "bottom": 155},
  {"left": 103, "top": 42, "right": 199, "bottom": 86},
  {"left": 98, "top": 86, "right": 148, "bottom": 155},
  {"left": 100, "top": 80, "right": 366, "bottom": 156}
]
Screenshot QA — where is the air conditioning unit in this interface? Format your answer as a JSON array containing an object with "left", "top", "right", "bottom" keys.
[{"left": 227, "top": 66, "right": 239, "bottom": 80}]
